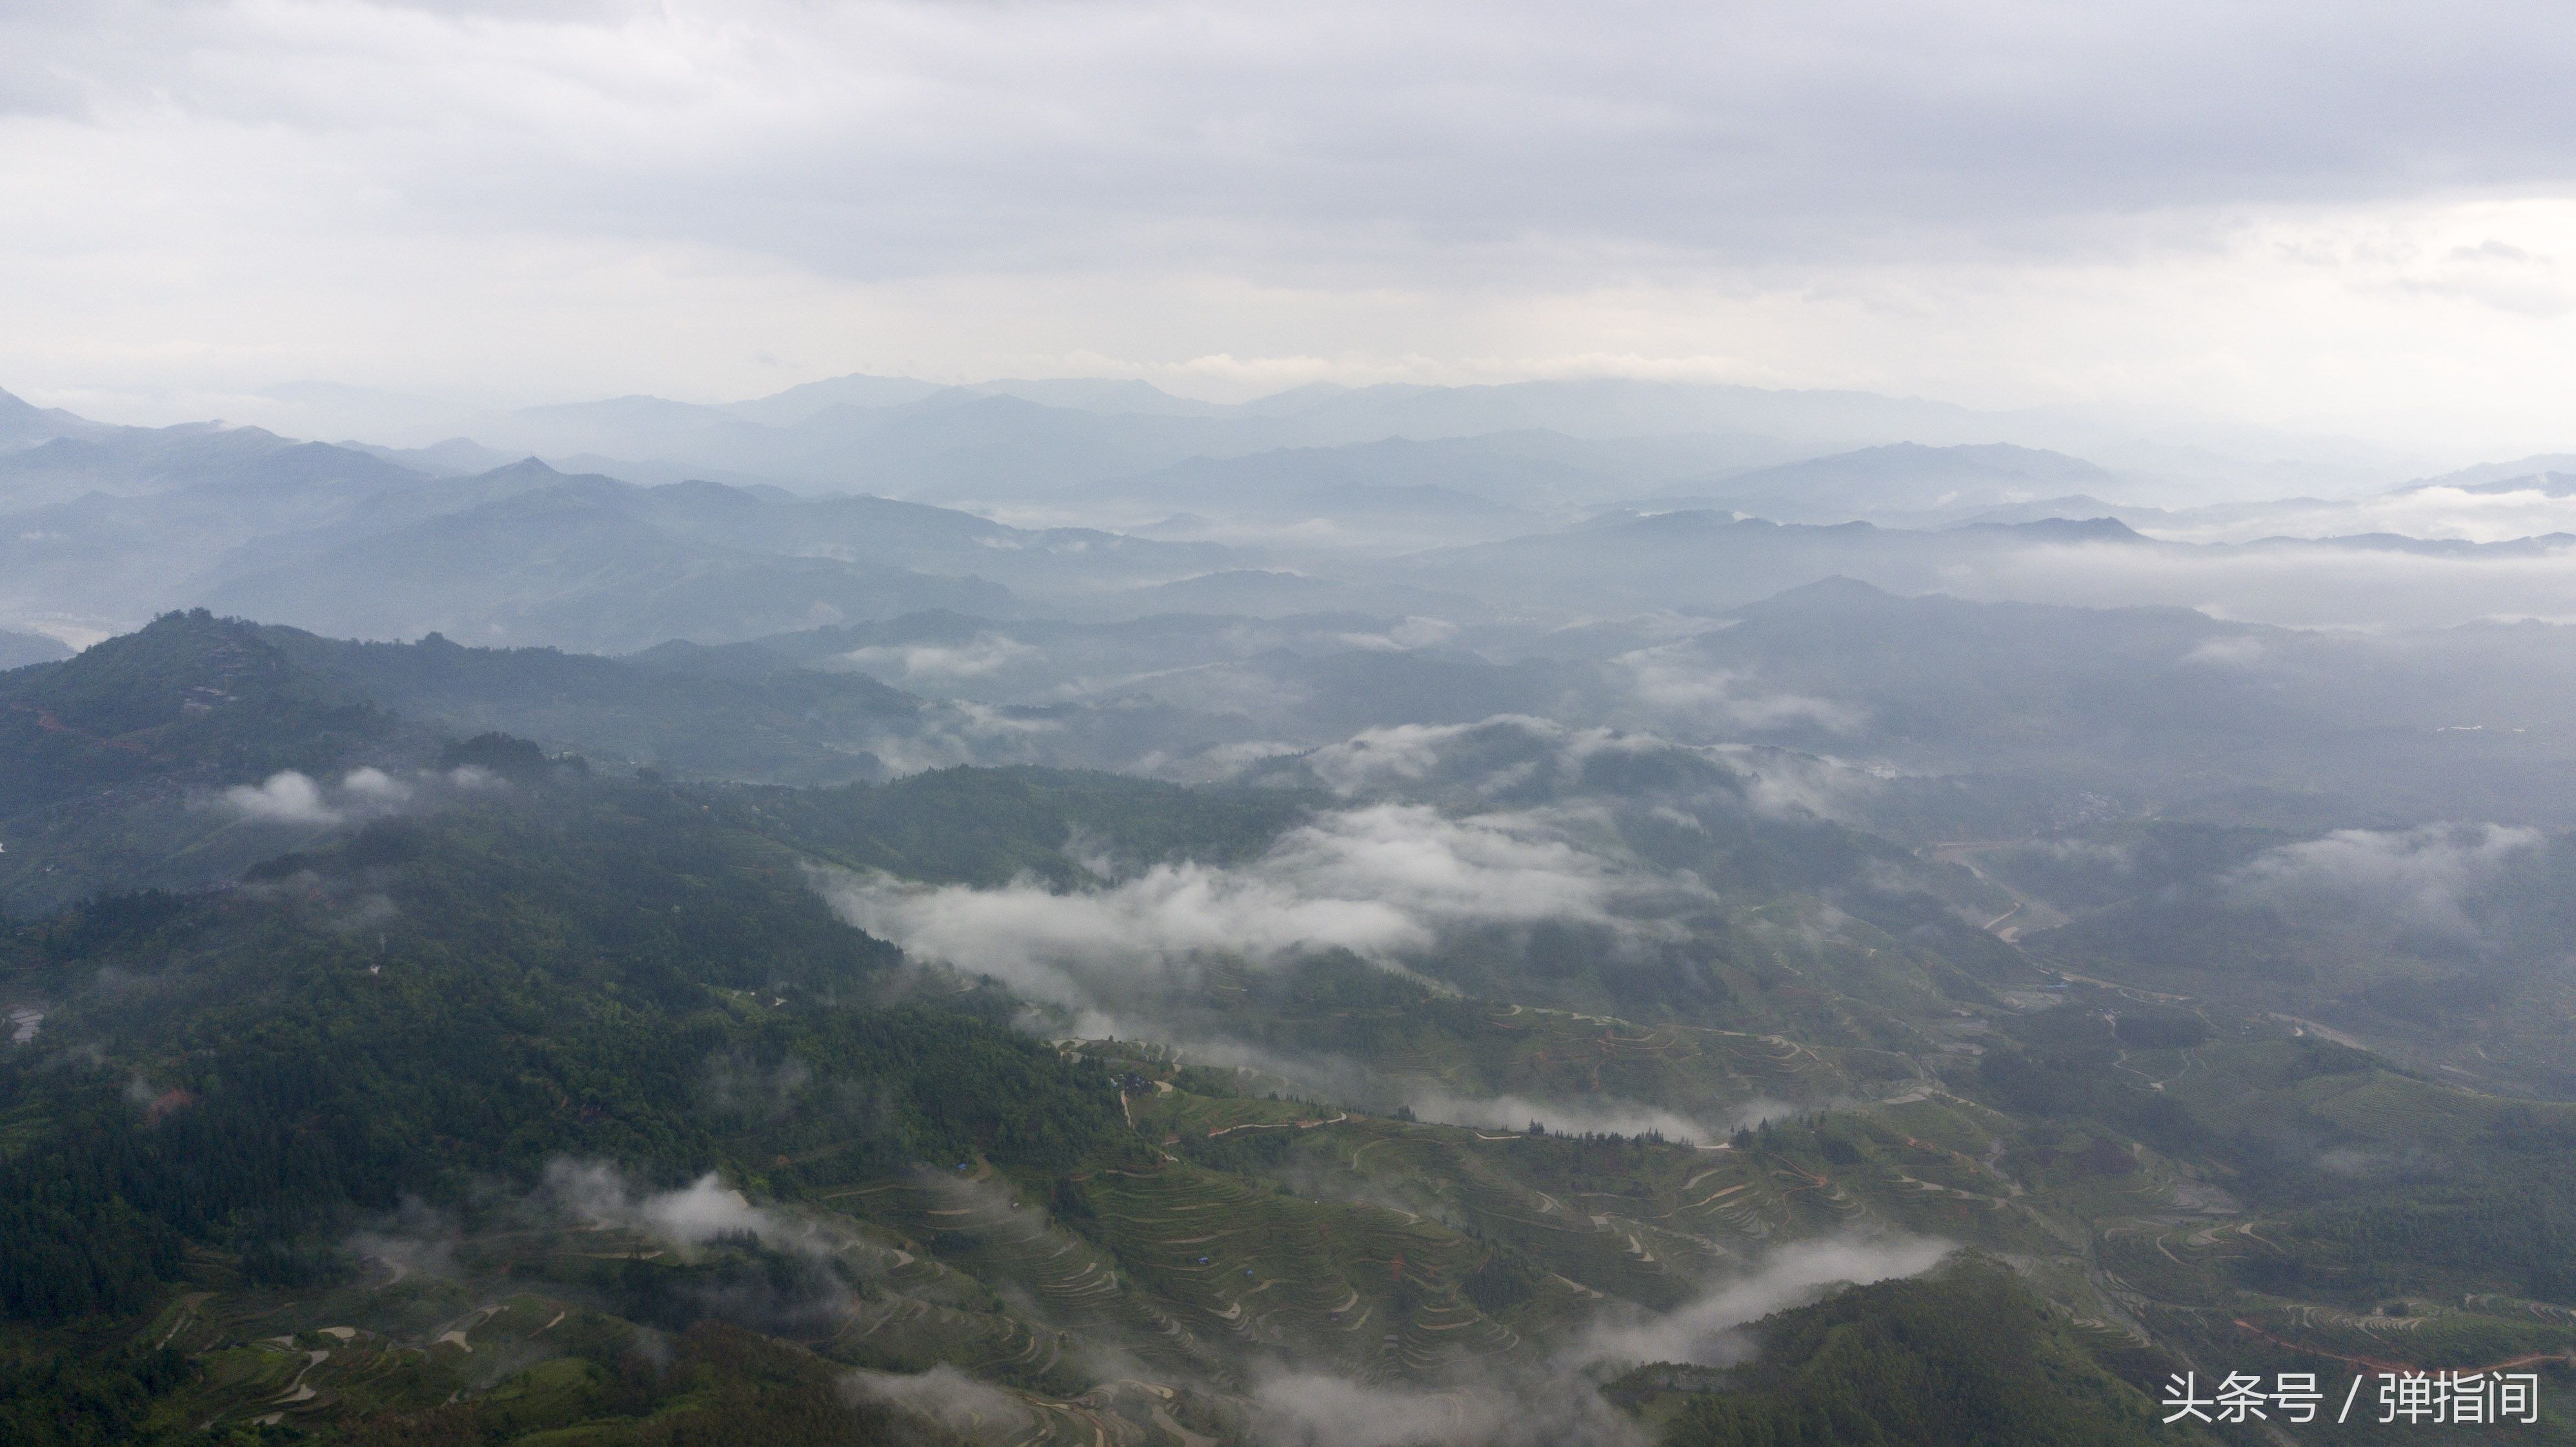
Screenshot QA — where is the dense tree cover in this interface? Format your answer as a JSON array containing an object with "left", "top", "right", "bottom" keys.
[
  {"left": 1977, "top": 1007, "right": 2576, "bottom": 1305},
  {"left": 437, "top": 730, "right": 565, "bottom": 780},
  {"left": 1174, "top": 1122, "right": 1305, "bottom": 1177},
  {"left": 0, "top": 1344, "right": 196, "bottom": 1447},
  {"left": 0, "top": 611, "right": 385, "bottom": 820},
  {"left": 331, "top": 1321, "right": 958, "bottom": 1447},
  {"left": 0, "top": 611, "right": 415, "bottom": 916},
  {"left": 1650, "top": 1260, "right": 2201, "bottom": 1447},
  {"left": 1459, "top": 1242, "right": 1547, "bottom": 1312},
  {"left": 703, "top": 765, "right": 1316, "bottom": 887},
  {"left": 1974, "top": 1005, "right": 2215, "bottom": 1159},
  {"left": 0, "top": 774, "right": 1132, "bottom": 1326},
  {"left": 1233, "top": 950, "right": 1491, "bottom": 1051},
  {"left": 257, "top": 625, "right": 925, "bottom": 786},
  {"left": 0, "top": 1080, "right": 194, "bottom": 1320},
  {"left": 2111, "top": 1002, "right": 2210, "bottom": 1049},
  {"left": 2031, "top": 826, "right": 2576, "bottom": 1011},
  {"left": 2252, "top": 1104, "right": 2576, "bottom": 1302},
  {"left": 265, "top": 627, "right": 912, "bottom": 722}
]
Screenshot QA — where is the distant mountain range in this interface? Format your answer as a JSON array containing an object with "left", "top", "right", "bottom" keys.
[
  {"left": 8, "top": 381, "right": 2576, "bottom": 653},
  {"left": 1658, "top": 441, "right": 2123, "bottom": 524},
  {"left": 43, "top": 370, "right": 2436, "bottom": 501}
]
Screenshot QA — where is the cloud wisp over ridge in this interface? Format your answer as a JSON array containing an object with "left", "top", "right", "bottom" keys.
[{"left": 816, "top": 800, "right": 1664, "bottom": 1008}]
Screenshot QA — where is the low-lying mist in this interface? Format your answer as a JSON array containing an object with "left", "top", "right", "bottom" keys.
[{"left": 1242, "top": 1233, "right": 1953, "bottom": 1447}]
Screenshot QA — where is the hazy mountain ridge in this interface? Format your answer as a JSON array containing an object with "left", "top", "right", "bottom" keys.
[
  {"left": 74, "top": 372, "right": 2422, "bottom": 502},
  {"left": 201, "top": 478, "right": 1027, "bottom": 653},
  {"left": 1671, "top": 441, "right": 2126, "bottom": 524},
  {"left": 16, "top": 379, "right": 2575, "bottom": 654},
  {"left": 267, "top": 568, "right": 2576, "bottom": 832},
  {"left": 0, "top": 429, "right": 1256, "bottom": 645},
  {"left": 0, "top": 628, "right": 71, "bottom": 669},
  {"left": 0, "top": 385, "right": 112, "bottom": 451}
]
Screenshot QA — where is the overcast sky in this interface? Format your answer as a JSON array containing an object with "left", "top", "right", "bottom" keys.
[{"left": 6, "top": 0, "right": 2576, "bottom": 452}]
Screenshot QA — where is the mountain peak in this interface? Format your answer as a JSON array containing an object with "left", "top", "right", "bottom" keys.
[
  {"left": 474, "top": 456, "right": 562, "bottom": 482},
  {"left": 10, "top": 609, "right": 308, "bottom": 735},
  {"left": 1960, "top": 514, "right": 2145, "bottom": 542},
  {"left": 1733, "top": 576, "right": 1903, "bottom": 616},
  {"left": 0, "top": 385, "right": 100, "bottom": 448}
]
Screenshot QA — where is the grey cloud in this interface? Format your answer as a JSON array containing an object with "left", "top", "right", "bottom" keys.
[
  {"left": 699, "top": 1051, "right": 816, "bottom": 1122},
  {"left": 11, "top": 1, "right": 2576, "bottom": 456},
  {"left": 10, "top": 0, "right": 2576, "bottom": 285}
]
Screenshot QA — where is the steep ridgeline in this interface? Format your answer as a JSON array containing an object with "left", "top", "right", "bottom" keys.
[
  {"left": 252, "top": 622, "right": 1286, "bottom": 784},
  {"left": 258, "top": 625, "right": 928, "bottom": 787},
  {"left": 0, "top": 611, "right": 399, "bottom": 915}
]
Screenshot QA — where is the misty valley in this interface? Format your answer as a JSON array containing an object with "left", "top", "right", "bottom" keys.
[{"left": 10, "top": 376, "right": 2576, "bottom": 1447}]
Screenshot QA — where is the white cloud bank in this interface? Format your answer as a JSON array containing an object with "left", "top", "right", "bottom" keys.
[
  {"left": 818, "top": 802, "right": 1656, "bottom": 1007},
  {"left": 1298, "top": 716, "right": 1862, "bottom": 814},
  {"left": 1569, "top": 1235, "right": 1954, "bottom": 1370},
  {"left": 221, "top": 770, "right": 336, "bottom": 825},
  {"left": 1615, "top": 644, "right": 1865, "bottom": 735},
  {"left": 816, "top": 714, "right": 1900, "bottom": 1028},
  {"left": 543, "top": 1160, "right": 783, "bottom": 1251},
  {"left": 843, "top": 1364, "right": 1035, "bottom": 1441},
  {"left": 1398, "top": 1086, "right": 1793, "bottom": 1146},
  {"left": 2228, "top": 822, "right": 2544, "bottom": 936},
  {"left": 1247, "top": 1234, "right": 1952, "bottom": 1447},
  {"left": 220, "top": 767, "right": 413, "bottom": 827},
  {"left": 1248, "top": 1370, "right": 1642, "bottom": 1447}
]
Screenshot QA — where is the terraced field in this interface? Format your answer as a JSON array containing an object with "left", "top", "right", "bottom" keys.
[
  {"left": 73, "top": 880, "right": 2576, "bottom": 1446},
  {"left": 1143, "top": 977, "right": 1900, "bottom": 1126}
]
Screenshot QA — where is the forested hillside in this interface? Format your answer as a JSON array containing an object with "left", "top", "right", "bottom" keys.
[{"left": 3, "top": 616, "right": 2573, "bottom": 1446}]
